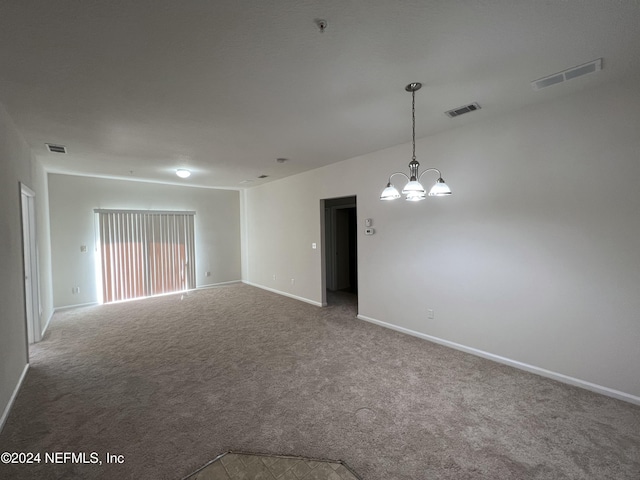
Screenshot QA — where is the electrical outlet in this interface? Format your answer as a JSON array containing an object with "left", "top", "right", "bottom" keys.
[
  {"left": 427, "top": 309, "right": 434, "bottom": 319},
  {"left": 72, "top": 286, "right": 80, "bottom": 294}
]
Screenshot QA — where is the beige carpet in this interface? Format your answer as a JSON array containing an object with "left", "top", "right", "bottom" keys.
[{"left": 0, "top": 284, "right": 639, "bottom": 479}]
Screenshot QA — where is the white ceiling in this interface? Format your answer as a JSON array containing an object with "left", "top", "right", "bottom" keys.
[{"left": 1, "top": 1, "right": 639, "bottom": 189}]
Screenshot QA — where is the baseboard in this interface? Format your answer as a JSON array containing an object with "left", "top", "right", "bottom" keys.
[
  {"left": 54, "top": 301, "right": 99, "bottom": 312},
  {"left": 0, "top": 364, "right": 29, "bottom": 434},
  {"left": 357, "top": 314, "right": 640, "bottom": 406},
  {"left": 53, "top": 285, "right": 243, "bottom": 309},
  {"left": 41, "top": 309, "right": 55, "bottom": 337},
  {"left": 243, "top": 281, "right": 323, "bottom": 307},
  {"left": 196, "top": 280, "right": 242, "bottom": 290}
]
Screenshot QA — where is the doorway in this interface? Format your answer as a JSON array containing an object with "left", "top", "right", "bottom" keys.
[
  {"left": 322, "top": 196, "right": 358, "bottom": 310},
  {"left": 20, "top": 184, "right": 41, "bottom": 345}
]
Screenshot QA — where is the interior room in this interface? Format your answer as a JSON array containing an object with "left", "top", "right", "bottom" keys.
[{"left": 1, "top": 2, "right": 639, "bottom": 479}]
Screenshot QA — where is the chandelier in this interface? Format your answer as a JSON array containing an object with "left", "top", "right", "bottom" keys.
[{"left": 380, "top": 83, "right": 451, "bottom": 201}]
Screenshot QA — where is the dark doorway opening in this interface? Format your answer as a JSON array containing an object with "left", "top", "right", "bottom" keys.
[{"left": 322, "top": 196, "right": 358, "bottom": 311}]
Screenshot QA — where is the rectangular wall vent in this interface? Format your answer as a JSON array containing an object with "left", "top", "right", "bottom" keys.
[
  {"left": 445, "top": 102, "right": 481, "bottom": 118},
  {"left": 46, "top": 143, "right": 67, "bottom": 154},
  {"left": 531, "top": 58, "right": 602, "bottom": 91}
]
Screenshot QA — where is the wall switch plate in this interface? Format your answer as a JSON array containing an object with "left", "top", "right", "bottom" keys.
[
  {"left": 365, "top": 218, "right": 372, "bottom": 227},
  {"left": 312, "top": 243, "right": 317, "bottom": 249},
  {"left": 80, "top": 245, "right": 87, "bottom": 253},
  {"left": 427, "top": 309, "right": 434, "bottom": 319},
  {"left": 205, "top": 271, "right": 211, "bottom": 277},
  {"left": 291, "top": 278, "right": 295, "bottom": 285}
]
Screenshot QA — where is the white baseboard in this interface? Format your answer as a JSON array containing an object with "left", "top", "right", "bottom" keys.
[
  {"left": 357, "top": 314, "right": 640, "bottom": 406},
  {"left": 54, "top": 301, "right": 99, "bottom": 312},
  {"left": 196, "top": 280, "right": 242, "bottom": 290},
  {"left": 53, "top": 285, "right": 242, "bottom": 310},
  {"left": 41, "top": 309, "right": 55, "bottom": 337},
  {"left": 0, "top": 364, "right": 29, "bottom": 434},
  {"left": 243, "top": 281, "right": 323, "bottom": 307}
]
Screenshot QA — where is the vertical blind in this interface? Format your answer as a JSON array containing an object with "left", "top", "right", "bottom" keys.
[{"left": 96, "top": 210, "right": 196, "bottom": 303}]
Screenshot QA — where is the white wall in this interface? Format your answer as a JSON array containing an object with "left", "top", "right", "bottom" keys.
[
  {"left": 32, "top": 158, "right": 54, "bottom": 335},
  {"left": 0, "top": 102, "right": 33, "bottom": 429},
  {"left": 244, "top": 78, "right": 640, "bottom": 400},
  {"left": 48, "top": 174, "right": 241, "bottom": 308}
]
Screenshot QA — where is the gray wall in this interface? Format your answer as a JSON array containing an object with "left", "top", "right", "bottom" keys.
[
  {"left": 32, "top": 157, "right": 54, "bottom": 336},
  {"left": 244, "top": 78, "right": 640, "bottom": 401},
  {"left": 0, "top": 103, "right": 33, "bottom": 427},
  {"left": 48, "top": 174, "right": 242, "bottom": 308}
]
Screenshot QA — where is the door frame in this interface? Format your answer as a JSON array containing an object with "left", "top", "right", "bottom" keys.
[
  {"left": 320, "top": 196, "right": 358, "bottom": 307},
  {"left": 20, "top": 183, "right": 41, "bottom": 344}
]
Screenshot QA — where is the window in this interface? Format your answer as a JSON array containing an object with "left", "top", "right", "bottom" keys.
[{"left": 96, "top": 210, "right": 196, "bottom": 303}]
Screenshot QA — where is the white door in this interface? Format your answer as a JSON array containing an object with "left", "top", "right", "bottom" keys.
[{"left": 21, "top": 184, "right": 41, "bottom": 344}]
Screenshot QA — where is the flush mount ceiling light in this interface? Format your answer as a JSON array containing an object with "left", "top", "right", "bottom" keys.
[
  {"left": 380, "top": 83, "right": 452, "bottom": 202},
  {"left": 176, "top": 168, "right": 191, "bottom": 178}
]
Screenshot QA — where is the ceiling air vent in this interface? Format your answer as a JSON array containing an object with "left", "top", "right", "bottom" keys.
[
  {"left": 46, "top": 143, "right": 67, "bottom": 154},
  {"left": 531, "top": 58, "right": 602, "bottom": 91},
  {"left": 445, "top": 102, "right": 481, "bottom": 118}
]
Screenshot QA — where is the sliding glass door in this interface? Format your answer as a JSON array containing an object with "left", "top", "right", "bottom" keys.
[{"left": 96, "top": 210, "right": 196, "bottom": 303}]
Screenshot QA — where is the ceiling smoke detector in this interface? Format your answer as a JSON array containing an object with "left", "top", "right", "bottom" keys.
[
  {"left": 531, "top": 58, "right": 602, "bottom": 91},
  {"left": 315, "top": 19, "right": 327, "bottom": 33},
  {"left": 46, "top": 143, "right": 67, "bottom": 154}
]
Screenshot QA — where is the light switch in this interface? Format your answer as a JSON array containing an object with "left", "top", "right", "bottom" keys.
[
  {"left": 312, "top": 243, "right": 317, "bottom": 249},
  {"left": 365, "top": 218, "right": 372, "bottom": 227}
]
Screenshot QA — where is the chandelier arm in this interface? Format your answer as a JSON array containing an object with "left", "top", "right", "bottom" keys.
[
  {"left": 388, "top": 172, "right": 410, "bottom": 184},
  {"left": 417, "top": 168, "right": 443, "bottom": 182}
]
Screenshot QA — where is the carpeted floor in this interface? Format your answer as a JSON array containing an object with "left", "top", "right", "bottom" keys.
[{"left": 1, "top": 284, "right": 639, "bottom": 479}]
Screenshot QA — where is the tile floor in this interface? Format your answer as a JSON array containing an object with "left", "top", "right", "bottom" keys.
[{"left": 184, "top": 452, "right": 361, "bottom": 480}]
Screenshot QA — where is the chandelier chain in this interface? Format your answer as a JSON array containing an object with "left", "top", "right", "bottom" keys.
[{"left": 412, "top": 90, "right": 416, "bottom": 161}]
